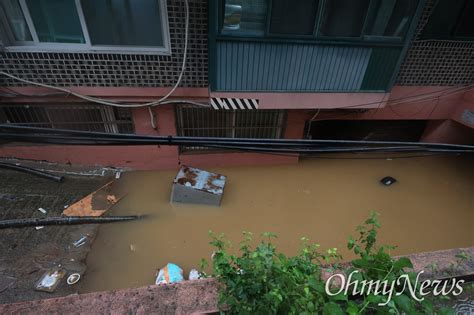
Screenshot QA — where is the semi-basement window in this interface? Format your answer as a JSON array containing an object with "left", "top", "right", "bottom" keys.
[
  {"left": 0, "top": 0, "right": 171, "bottom": 54},
  {"left": 221, "top": 0, "right": 418, "bottom": 42},
  {"left": 175, "top": 106, "right": 286, "bottom": 152},
  {"left": 0, "top": 104, "right": 134, "bottom": 134}
]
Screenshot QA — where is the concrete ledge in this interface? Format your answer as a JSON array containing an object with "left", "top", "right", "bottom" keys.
[
  {"left": 1, "top": 248, "right": 472, "bottom": 314},
  {"left": 0, "top": 278, "right": 219, "bottom": 314}
]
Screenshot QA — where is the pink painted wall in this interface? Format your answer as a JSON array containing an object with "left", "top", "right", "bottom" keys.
[
  {"left": 298, "top": 86, "right": 473, "bottom": 123},
  {"left": 421, "top": 120, "right": 474, "bottom": 144},
  {"left": 211, "top": 91, "right": 389, "bottom": 109},
  {"left": 0, "top": 105, "right": 181, "bottom": 170},
  {"left": 177, "top": 110, "right": 306, "bottom": 168},
  {"left": 0, "top": 105, "right": 305, "bottom": 170},
  {"left": 0, "top": 86, "right": 472, "bottom": 169}
]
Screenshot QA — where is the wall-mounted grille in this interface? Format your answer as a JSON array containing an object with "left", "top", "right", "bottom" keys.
[
  {"left": 396, "top": 0, "right": 474, "bottom": 86},
  {"left": 0, "top": 0, "right": 208, "bottom": 87},
  {"left": 0, "top": 104, "right": 134, "bottom": 134},
  {"left": 175, "top": 106, "right": 286, "bottom": 152}
]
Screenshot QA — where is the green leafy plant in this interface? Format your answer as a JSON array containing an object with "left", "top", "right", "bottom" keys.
[
  {"left": 345, "top": 211, "right": 436, "bottom": 314},
  {"left": 204, "top": 230, "right": 343, "bottom": 314},
  {"left": 202, "top": 211, "right": 455, "bottom": 314}
]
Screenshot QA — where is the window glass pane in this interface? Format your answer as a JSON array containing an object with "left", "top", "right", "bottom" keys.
[
  {"left": 0, "top": 0, "right": 32, "bottom": 41},
  {"left": 320, "top": 0, "right": 370, "bottom": 37},
  {"left": 366, "top": 0, "right": 417, "bottom": 37},
  {"left": 270, "top": 0, "right": 319, "bottom": 35},
  {"left": 223, "top": 0, "right": 267, "bottom": 35},
  {"left": 420, "top": 0, "right": 465, "bottom": 39},
  {"left": 26, "top": 0, "right": 85, "bottom": 43},
  {"left": 455, "top": 0, "right": 474, "bottom": 38},
  {"left": 81, "top": 0, "right": 164, "bottom": 47}
]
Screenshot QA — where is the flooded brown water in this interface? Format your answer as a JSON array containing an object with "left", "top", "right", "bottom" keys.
[{"left": 80, "top": 155, "right": 474, "bottom": 293}]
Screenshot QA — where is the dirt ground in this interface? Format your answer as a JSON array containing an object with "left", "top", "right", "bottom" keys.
[{"left": 0, "top": 163, "right": 110, "bottom": 304}]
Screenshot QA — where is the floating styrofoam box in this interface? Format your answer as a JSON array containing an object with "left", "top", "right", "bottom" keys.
[{"left": 171, "top": 166, "right": 226, "bottom": 206}]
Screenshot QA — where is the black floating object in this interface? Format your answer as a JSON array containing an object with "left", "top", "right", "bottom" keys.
[{"left": 380, "top": 176, "right": 397, "bottom": 186}]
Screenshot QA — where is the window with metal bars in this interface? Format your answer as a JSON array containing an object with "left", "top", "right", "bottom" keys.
[
  {"left": 175, "top": 106, "right": 286, "bottom": 152},
  {"left": 0, "top": 103, "right": 134, "bottom": 133}
]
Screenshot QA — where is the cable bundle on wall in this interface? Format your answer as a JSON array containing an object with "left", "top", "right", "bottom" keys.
[{"left": 1, "top": 124, "right": 472, "bottom": 155}]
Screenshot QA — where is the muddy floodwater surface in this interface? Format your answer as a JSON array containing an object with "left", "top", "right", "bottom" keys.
[{"left": 80, "top": 155, "right": 474, "bottom": 293}]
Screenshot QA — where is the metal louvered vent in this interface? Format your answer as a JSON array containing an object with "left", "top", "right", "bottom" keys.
[
  {"left": 0, "top": 103, "right": 134, "bottom": 134},
  {"left": 175, "top": 106, "right": 286, "bottom": 152}
]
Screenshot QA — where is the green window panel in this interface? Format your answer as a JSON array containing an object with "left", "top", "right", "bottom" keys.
[
  {"left": 360, "top": 47, "right": 401, "bottom": 91},
  {"left": 222, "top": 0, "right": 267, "bottom": 35},
  {"left": 319, "top": 0, "right": 370, "bottom": 37},
  {"left": 219, "top": 0, "right": 419, "bottom": 42},
  {"left": 81, "top": 0, "right": 164, "bottom": 47},
  {"left": 421, "top": 0, "right": 474, "bottom": 40},
  {"left": 269, "top": 0, "right": 320, "bottom": 35},
  {"left": 365, "top": 0, "right": 418, "bottom": 38},
  {"left": 0, "top": 0, "right": 32, "bottom": 41},
  {"left": 26, "top": 0, "right": 85, "bottom": 43}
]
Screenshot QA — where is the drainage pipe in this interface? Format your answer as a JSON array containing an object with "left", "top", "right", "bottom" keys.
[
  {"left": 0, "top": 162, "right": 64, "bottom": 183},
  {"left": 0, "top": 216, "right": 140, "bottom": 229}
]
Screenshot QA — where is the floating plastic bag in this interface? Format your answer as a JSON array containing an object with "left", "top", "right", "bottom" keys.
[
  {"left": 35, "top": 268, "right": 66, "bottom": 292},
  {"left": 189, "top": 269, "right": 200, "bottom": 280},
  {"left": 155, "top": 263, "right": 183, "bottom": 285}
]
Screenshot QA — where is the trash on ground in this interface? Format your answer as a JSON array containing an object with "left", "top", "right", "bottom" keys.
[
  {"left": 189, "top": 269, "right": 200, "bottom": 280},
  {"left": 0, "top": 194, "right": 17, "bottom": 201},
  {"left": 35, "top": 226, "right": 44, "bottom": 230},
  {"left": 155, "top": 263, "right": 184, "bottom": 285},
  {"left": 0, "top": 275, "right": 16, "bottom": 293},
  {"left": 115, "top": 171, "right": 121, "bottom": 179},
  {"left": 73, "top": 235, "right": 88, "bottom": 247},
  {"left": 37, "top": 207, "right": 47, "bottom": 214},
  {"left": 63, "top": 180, "right": 126, "bottom": 217},
  {"left": 66, "top": 273, "right": 81, "bottom": 285},
  {"left": 129, "top": 244, "right": 136, "bottom": 252},
  {"left": 380, "top": 176, "right": 397, "bottom": 186},
  {"left": 171, "top": 166, "right": 227, "bottom": 206},
  {"left": 35, "top": 268, "right": 66, "bottom": 292}
]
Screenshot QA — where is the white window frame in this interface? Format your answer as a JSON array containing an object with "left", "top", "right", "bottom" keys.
[{"left": 0, "top": 0, "right": 171, "bottom": 55}]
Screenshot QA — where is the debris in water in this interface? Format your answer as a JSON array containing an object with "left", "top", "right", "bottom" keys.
[
  {"left": 37, "top": 207, "right": 47, "bottom": 214},
  {"left": 189, "top": 269, "right": 200, "bottom": 280},
  {"left": 106, "top": 195, "right": 117, "bottom": 203},
  {"left": 130, "top": 244, "right": 136, "bottom": 252},
  {"left": 155, "top": 263, "right": 184, "bottom": 285},
  {"left": 35, "top": 268, "right": 66, "bottom": 292},
  {"left": 66, "top": 273, "right": 81, "bottom": 285},
  {"left": 171, "top": 166, "right": 227, "bottom": 206},
  {"left": 63, "top": 180, "right": 126, "bottom": 217},
  {"left": 380, "top": 176, "right": 397, "bottom": 186},
  {"left": 73, "top": 235, "right": 88, "bottom": 247}
]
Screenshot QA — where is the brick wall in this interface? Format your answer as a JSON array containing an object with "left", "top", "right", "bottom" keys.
[{"left": 0, "top": 0, "right": 208, "bottom": 88}]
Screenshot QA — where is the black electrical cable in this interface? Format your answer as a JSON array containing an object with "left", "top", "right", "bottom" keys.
[
  {"left": 203, "top": 144, "right": 474, "bottom": 154},
  {"left": 1, "top": 124, "right": 473, "bottom": 150},
  {"left": 1, "top": 132, "right": 473, "bottom": 154},
  {"left": 2, "top": 132, "right": 474, "bottom": 153}
]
